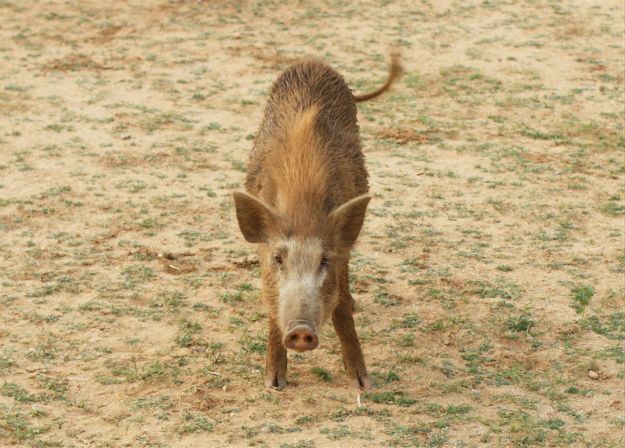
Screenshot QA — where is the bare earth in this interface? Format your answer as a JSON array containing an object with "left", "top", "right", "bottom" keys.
[{"left": 0, "top": 1, "right": 623, "bottom": 447}]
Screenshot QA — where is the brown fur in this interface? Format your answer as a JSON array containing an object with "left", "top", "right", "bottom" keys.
[
  {"left": 245, "top": 60, "right": 369, "bottom": 220},
  {"left": 234, "top": 55, "right": 399, "bottom": 389}
]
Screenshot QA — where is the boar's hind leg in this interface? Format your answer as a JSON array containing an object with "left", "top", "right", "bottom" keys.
[
  {"left": 332, "top": 265, "right": 372, "bottom": 390},
  {"left": 265, "top": 318, "right": 287, "bottom": 389}
]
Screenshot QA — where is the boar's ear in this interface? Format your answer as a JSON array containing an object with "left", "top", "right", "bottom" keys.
[
  {"left": 232, "top": 191, "right": 277, "bottom": 243},
  {"left": 329, "top": 194, "right": 371, "bottom": 248}
]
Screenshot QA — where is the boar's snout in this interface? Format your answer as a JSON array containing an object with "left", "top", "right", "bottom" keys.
[{"left": 283, "top": 325, "right": 319, "bottom": 352}]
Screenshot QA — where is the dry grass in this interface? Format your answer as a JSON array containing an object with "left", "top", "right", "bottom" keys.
[{"left": 0, "top": 0, "right": 623, "bottom": 447}]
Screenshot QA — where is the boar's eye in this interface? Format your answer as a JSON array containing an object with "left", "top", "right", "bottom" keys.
[
  {"left": 274, "top": 254, "right": 283, "bottom": 266},
  {"left": 319, "top": 256, "right": 329, "bottom": 270}
]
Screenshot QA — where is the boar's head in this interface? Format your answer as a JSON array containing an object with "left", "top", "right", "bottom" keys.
[{"left": 233, "top": 191, "right": 370, "bottom": 351}]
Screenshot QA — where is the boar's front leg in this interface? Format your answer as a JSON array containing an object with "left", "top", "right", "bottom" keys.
[
  {"left": 332, "top": 264, "right": 372, "bottom": 390},
  {"left": 265, "top": 317, "right": 287, "bottom": 389}
]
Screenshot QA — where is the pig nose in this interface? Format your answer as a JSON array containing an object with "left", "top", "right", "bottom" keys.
[{"left": 284, "top": 326, "right": 319, "bottom": 352}]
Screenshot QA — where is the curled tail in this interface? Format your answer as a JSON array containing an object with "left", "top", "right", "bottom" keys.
[{"left": 353, "top": 53, "right": 401, "bottom": 103}]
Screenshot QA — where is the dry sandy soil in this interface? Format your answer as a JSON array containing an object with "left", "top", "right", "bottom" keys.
[{"left": 0, "top": 0, "right": 623, "bottom": 447}]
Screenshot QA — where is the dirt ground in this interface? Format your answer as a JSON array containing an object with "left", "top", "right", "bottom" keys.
[{"left": 0, "top": 0, "right": 623, "bottom": 447}]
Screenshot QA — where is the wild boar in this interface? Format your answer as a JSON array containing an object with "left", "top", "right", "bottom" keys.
[{"left": 233, "top": 55, "right": 400, "bottom": 389}]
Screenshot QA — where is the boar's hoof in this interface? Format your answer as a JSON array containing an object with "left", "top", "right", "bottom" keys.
[
  {"left": 283, "top": 326, "right": 319, "bottom": 352},
  {"left": 354, "top": 373, "right": 372, "bottom": 390},
  {"left": 265, "top": 374, "right": 287, "bottom": 390}
]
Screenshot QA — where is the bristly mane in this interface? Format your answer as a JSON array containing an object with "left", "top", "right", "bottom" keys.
[
  {"left": 266, "top": 106, "right": 331, "bottom": 237},
  {"left": 244, "top": 59, "right": 371, "bottom": 238}
]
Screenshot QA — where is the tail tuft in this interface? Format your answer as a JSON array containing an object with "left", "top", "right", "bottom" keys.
[{"left": 354, "top": 53, "right": 402, "bottom": 103}]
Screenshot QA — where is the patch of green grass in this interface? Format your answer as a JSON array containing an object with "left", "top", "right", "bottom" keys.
[
  {"left": 364, "top": 390, "right": 416, "bottom": 407},
  {"left": 472, "top": 278, "right": 521, "bottom": 300},
  {"left": 565, "top": 386, "right": 593, "bottom": 396},
  {"left": 385, "top": 422, "right": 432, "bottom": 447},
  {"left": 2, "top": 410, "right": 50, "bottom": 441},
  {"left": 320, "top": 424, "right": 372, "bottom": 440},
  {"left": 279, "top": 441, "right": 315, "bottom": 448},
  {"left": 371, "top": 370, "right": 400, "bottom": 386},
  {"left": 230, "top": 159, "right": 247, "bottom": 172},
  {"left": 175, "top": 411, "right": 214, "bottom": 435},
  {"left": 461, "top": 342, "right": 494, "bottom": 384},
  {"left": 41, "top": 377, "right": 68, "bottom": 400},
  {"left": 108, "top": 359, "right": 180, "bottom": 384},
  {"left": 400, "top": 313, "right": 420, "bottom": 328},
  {"left": 311, "top": 367, "right": 332, "bottom": 382},
  {"left": 175, "top": 319, "right": 204, "bottom": 348},
  {"left": 596, "top": 345, "right": 625, "bottom": 364},
  {"left": 151, "top": 290, "right": 187, "bottom": 310},
  {"left": 115, "top": 178, "right": 146, "bottom": 193},
  {"left": 427, "top": 319, "right": 446, "bottom": 332},
  {"left": 192, "top": 302, "right": 220, "bottom": 316},
  {"left": 0, "top": 353, "right": 16, "bottom": 372},
  {"left": 439, "top": 65, "right": 502, "bottom": 96},
  {"left": 600, "top": 201, "right": 625, "bottom": 217},
  {"left": 425, "top": 402, "right": 472, "bottom": 418},
  {"left": 1, "top": 383, "right": 37, "bottom": 402},
  {"left": 506, "top": 314, "right": 535, "bottom": 333},
  {"left": 570, "top": 285, "right": 594, "bottom": 315},
  {"left": 219, "top": 290, "right": 244, "bottom": 304},
  {"left": 399, "top": 333, "right": 415, "bottom": 347},
  {"left": 4, "top": 83, "right": 28, "bottom": 92},
  {"left": 178, "top": 230, "right": 225, "bottom": 243},
  {"left": 521, "top": 127, "right": 564, "bottom": 141},
  {"left": 493, "top": 408, "right": 576, "bottom": 447},
  {"left": 25, "top": 343, "right": 56, "bottom": 362},
  {"left": 295, "top": 415, "right": 316, "bottom": 425},
  {"left": 582, "top": 313, "right": 625, "bottom": 340},
  {"left": 132, "top": 395, "right": 173, "bottom": 412},
  {"left": 139, "top": 111, "right": 194, "bottom": 133},
  {"left": 120, "top": 264, "right": 155, "bottom": 288},
  {"left": 374, "top": 290, "right": 400, "bottom": 307},
  {"left": 492, "top": 365, "right": 532, "bottom": 387},
  {"left": 239, "top": 334, "right": 266, "bottom": 355}
]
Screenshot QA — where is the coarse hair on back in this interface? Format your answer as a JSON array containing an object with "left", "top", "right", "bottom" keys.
[{"left": 265, "top": 105, "right": 332, "bottom": 235}]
